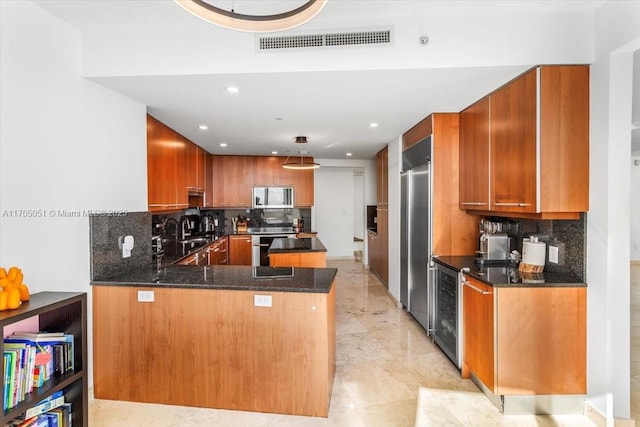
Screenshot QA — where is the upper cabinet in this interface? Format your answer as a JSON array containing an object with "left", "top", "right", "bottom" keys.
[
  {"left": 459, "top": 96, "right": 490, "bottom": 211},
  {"left": 146, "top": 116, "right": 315, "bottom": 210},
  {"left": 211, "top": 155, "right": 254, "bottom": 208},
  {"left": 252, "top": 156, "right": 315, "bottom": 207},
  {"left": 459, "top": 65, "right": 589, "bottom": 219},
  {"left": 147, "top": 115, "right": 189, "bottom": 212}
]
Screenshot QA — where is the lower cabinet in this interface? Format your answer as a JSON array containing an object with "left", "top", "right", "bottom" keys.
[
  {"left": 228, "top": 235, "right": 252, "bottom": 266},
  {"left": 207, "top": 237, "right": 228, "bottom": 265},
  {"left": 92, "top": 285, "right": 336, "bottom": 417},
  {"left": 269, "top": 252, "right": 326, "bottom": 268},
  {"left": 462, "top": 275, "right": 587, "bottom": 395}
]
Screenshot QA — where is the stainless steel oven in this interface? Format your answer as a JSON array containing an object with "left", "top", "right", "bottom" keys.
[
  {"left": 432, "top": 262, "right": 463, "bottom": 368},
  {"left": 251, "top": 234, "right": 296, "bottom": 266}
]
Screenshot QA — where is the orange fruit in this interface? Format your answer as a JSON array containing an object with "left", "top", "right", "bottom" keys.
[
  {"left": 7, "top": 267, "right": 20, "bottom": 281},
  {"left": 13, "top": 271, "right": 23, "bottom": 287},
  {"left": 7, "top": 288, "right": 21, "bottom": 310},
  {"left": 0, "top": 268, "right": 6, "bottom": 279},
  {"left": 18, "top": 284, "right": 30, "bottom": 302},
  {"left": 0, "top": 291, "right": 7, "bottom": 311}
]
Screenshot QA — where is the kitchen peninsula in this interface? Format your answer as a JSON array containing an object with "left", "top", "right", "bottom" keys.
[
  {"left": 91, "top": 265, "right": 337, "bottom": 417},
  {"left": 268, "top": 237, "right": 328, "bottom": 267}
]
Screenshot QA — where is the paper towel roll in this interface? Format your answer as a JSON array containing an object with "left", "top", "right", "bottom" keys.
[{"left": 522, "top": 239, "right": 546, "bottom": 267}]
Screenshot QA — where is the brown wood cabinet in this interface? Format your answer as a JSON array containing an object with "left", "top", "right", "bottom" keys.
[
  {"left": 207, "top": 237, "right": 228, "bottom": 265},
  {"left": 252, "top": 156, "right": 314, "bottom": 207},
  {"left": 369, "top": 147, "right": 389, "bottom": 286},
  {"left": 459, "top": 65, "right": 589, "bottom": 219},
  {"left": 211, "top": 155, "right": 254, "bottom": 208},
  {"left": 459, "top": 96, "right": 490, "bottom": 211},
  {"left": 204, "top": 153, "right": 214, "bottom": 208},
  {"left": 269, "top": 252, "right": 326, "bottom": 268},
  {"left": 403, "top": 114, "right": 478, "bottom": 257},
  {"left": 147, "top": 115, "right": 204, "bottom": 212},
  {"left": 93, "top": 285, "right": 336, "bottom": 417},
  {"left": 462, "top": 275, "right": 587, "bottom": 396},
  {"left": 228, "top": 235, "right": 252, "bottom": 265}
]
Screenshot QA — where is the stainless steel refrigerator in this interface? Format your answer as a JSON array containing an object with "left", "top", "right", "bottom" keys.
[{"left": 400, "top": 136, "right": 433, "bottom": 332}]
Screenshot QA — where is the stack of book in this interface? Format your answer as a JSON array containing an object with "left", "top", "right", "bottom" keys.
[
  {"left": 6, "top": 391, "right": 72, "bottom": 427},
  {"left": 3, "top": 332, "right": 74, "bottom": 411}
]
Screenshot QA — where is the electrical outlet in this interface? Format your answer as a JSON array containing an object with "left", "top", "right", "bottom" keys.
[
  {"left": 254, "top": 294, "right": 272, "bottom": 307},
  {"left": 549, "top": 246, "right": 559, "bottom": 264},
  {"left": 137, "top": 290, "right": 155, "bottom": 302}
]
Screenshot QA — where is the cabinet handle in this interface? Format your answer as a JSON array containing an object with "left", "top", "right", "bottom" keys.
[
  {"left": 463, "top": 281, "right": 492, "bottom": 295},
  {"left": 493, "top": 202, "right": 531, "bottom": 207},
  {"left": 460, "top": 202, "right": 487, "bottom": 206}
]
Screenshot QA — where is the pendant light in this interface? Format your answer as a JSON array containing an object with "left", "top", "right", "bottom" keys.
[
  {"left": 282, "top": 136, "right": 320, "bottom": 170},
  {"left": 174, "top": 0, "right": 328, "bottom": 33}
]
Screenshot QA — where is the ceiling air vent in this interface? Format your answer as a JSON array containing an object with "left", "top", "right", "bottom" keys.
[{"left": 258, "top": 29, "right": 391, "bottom": 51}]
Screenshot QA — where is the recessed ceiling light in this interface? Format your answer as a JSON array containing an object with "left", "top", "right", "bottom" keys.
[
  {"left": 198, "top": 124, "right": 208, "bottom": 130},
  {"left": 275, "top": 117, "right": 283, "bottom": 121},
  {"left": 220, "top": 143, "right": 228, "bottom": 147},
  {"left": 272, "top": 151, "right": 278, "bottom": 155},
  {"left": 226, "top": 86, "right": 239, "bottom": 93},
  {"left": 346, "top": 153, "right": 352, "bottom": 157},
  {"left": 370, "top": 122, "right": 379, "bottom": 128}
]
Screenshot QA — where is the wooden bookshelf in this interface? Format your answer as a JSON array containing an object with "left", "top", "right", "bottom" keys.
[{"left": 1, "top": 292, "right": 87, "bottom": 426}]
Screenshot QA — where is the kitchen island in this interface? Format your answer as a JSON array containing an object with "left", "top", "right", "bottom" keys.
[
  {"left": 433, "top": 256, "right": 586, "bottom": 415},
  {"left": 91, "top": 265, "right": 336, "bottom": 417},
  {"left": 268, "top": 237, "right": 328, "bottom": 267}
]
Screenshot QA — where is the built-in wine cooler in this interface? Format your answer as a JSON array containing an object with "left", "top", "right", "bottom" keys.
[{"left": 432, "top": 262, "right": 463, "bottom": 368}]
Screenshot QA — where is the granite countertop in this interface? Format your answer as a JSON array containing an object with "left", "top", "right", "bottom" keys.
[
  {"left": 268, "top": 237, "right": 327, "bottom": 253},
  {"left": 91, "top": 264, "right": 336, "bottom": 293},
  {"left": 433, "top": 255, "right": 586, "bottom": 288}
]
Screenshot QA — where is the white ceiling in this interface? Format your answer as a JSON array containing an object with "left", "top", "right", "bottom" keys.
[{"left": 34, "top": 0, "right": 610, "bottom": 159}]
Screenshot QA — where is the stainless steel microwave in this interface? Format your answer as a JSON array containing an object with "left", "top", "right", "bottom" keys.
[{"left": 252, "top": 187, "right": 294, "bottom": 209}]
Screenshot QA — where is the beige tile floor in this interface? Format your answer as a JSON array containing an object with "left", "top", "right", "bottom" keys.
[{"left": 89, "top": 260, "right": 631, "bottom": 426}]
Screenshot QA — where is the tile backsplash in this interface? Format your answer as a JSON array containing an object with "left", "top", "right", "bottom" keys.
[
  {"left": 512, "top": 214, "right": 586, "bottom": 281},
  {"left": 90, "top": 211, "right": 152, "bottom": 280}
]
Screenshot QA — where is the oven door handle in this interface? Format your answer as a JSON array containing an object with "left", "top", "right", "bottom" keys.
[{"left": 253, "top": 243, "right": 271, "bottom": 247}]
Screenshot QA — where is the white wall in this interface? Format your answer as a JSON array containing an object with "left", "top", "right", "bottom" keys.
[
  {"left": 587, "top": 1, "right": 640, "bottom": 419},
  {"left": 312, "top": 159, "right": 376, "bottom": 261},
  {"left": 0, "top": 1, "right": 148, "bottom": 386}
]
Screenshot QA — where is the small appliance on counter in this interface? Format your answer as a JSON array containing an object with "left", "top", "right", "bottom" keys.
[
  {"left": 477, "top": 232, "right": 510, "bottom": 263},
  {"left": 519, "top": 236, "right": 546, "bottom": 273}
]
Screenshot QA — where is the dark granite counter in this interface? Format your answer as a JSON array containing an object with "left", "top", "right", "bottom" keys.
[
  {"left": 433, "top": 255, "right": 586, "bottom": 288},
  {"left": 268, "top": 237, "right": 327, "bottom": 253},
  {"left": 91, "top": 264, "right": 336, "bottom": 293}
]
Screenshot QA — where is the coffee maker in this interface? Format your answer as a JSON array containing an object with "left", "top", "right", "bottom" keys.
[{"left": 477, "top": 218, "right": 517, "bottom": 261}]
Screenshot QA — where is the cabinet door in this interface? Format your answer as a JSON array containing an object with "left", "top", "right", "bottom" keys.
[
  {"left": 376, "top": 147, "right": 388, "bottom": 205},
  {"left": 490, "top": 69, "right": 537, "bottom": 213},
  {"left": 253, "top": 156, "right": 277, "bottom": 186},
  {"left": 459, "top": 97, "right": 490, "bottom": 210},
  {"left": 377, "top": 208, "right": 388, "bottom": 286},
  {"left": 212, "top": 156, "right": 253, "bottom": 208},
  {"left": 462, "top": 276, "right": 494, "bottom": 391},
  {"left": 293, "top": 157, "right": 315, "bottom": 207},
  {"left": 204, "top": 153, "right": 214, "bottom": 207},
  {"left": 229, "top": 235, "right": 252, "bottom": 265},
  {"left": 147, "top": 116, "right": 163, "bottom": 211}
]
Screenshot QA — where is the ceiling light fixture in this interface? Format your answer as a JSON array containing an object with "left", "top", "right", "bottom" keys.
[
  {"left": 199, "top": 124, "right": 208, "bottom": 130},
  {"left": 174, "top": 0, "right": 328, "bottom": 33},
  {"left": 226, "top": 86, "right": 239, "bottom": 93},
  {"left": 220, "top": 143, "right": 228, "bottom": 147},
  {"left": 283, "top": 136, "right": 320, "bottom": 170},
  {"left": 370, "top": 122, "right": 379, "bottom": 128}
]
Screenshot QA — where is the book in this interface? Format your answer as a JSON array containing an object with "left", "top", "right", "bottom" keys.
[{"left": 24, "top": 391, "right": 64, "bottom": 419}]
